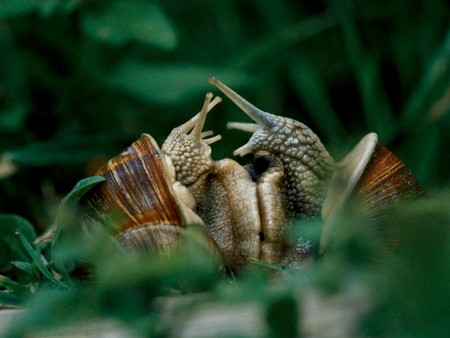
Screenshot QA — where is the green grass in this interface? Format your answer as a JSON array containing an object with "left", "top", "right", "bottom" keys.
[
  {"left": 0, "top": 0, "right": 449, "bottom": 336},
  {"left": 1, "top": 183, "right": 449, "bottom": 337}
]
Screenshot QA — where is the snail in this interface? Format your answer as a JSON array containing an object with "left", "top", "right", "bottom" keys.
[
  {"left": 207, "top": 77, "right": 425, "bottom": 257},
  {"left": 80, "top": 77, "right": 425, "bottom": 273},
  {"left": 81, "top": 93, "right": 223, "bottom": 260}
]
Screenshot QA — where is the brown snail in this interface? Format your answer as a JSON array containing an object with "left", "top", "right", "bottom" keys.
[
  {"left": 81, "top": 93, "right": 223, "bottom": 258},
  {"left": 80, "top": 77, "right": 425, "bottom": 273},
  {"left": 208, "top": 77, "right": 424, "bottom": 257}
]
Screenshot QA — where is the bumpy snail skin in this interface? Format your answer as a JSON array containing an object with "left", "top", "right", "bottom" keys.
[
  {"left": 209, "top": 77, "right": 335, "bottom": 219},
  {"left": 162, "top": 93, "right": 261, "bottom": 271}
]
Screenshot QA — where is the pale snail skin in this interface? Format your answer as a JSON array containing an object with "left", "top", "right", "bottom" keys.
[{"left": 162, "top": 93, "right": 261, "bottom": 271}]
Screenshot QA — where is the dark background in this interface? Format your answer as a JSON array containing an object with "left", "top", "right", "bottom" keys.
[{"left": 0, "top": 0, "right": 449, "bottom": 232}]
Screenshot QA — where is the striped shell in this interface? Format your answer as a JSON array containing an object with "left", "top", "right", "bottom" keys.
[
  {"left": 81, "top": 134, "right": 189, "bottom": 252},
  {"left": 320, "top": 133, "right": 425, "bottom": 252}
]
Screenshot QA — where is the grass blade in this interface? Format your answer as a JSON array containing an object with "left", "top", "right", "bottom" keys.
[{"left": 16, "top": 230, "right": 69, "bottom": 289}]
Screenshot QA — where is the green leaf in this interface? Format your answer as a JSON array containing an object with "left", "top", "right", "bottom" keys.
[
  {"left": 107, "top": 61, "right": 251, "bottom": 105},
  {"left": 53, "top": 176, "right": 105, "bottom": 230},
  {"left": 248, "top": 258, "right": 286, "bottom": 272},
  {"left": 16, "top": 230, "right": 69, "bottom": 289},
  {"left": 11, "top": 261, "right": 35, "bottom": 275},
  {"left": 61, "top": 176, "right": 106, "bottom": 208},
  {"left": 82, "top": 1, "right": 178, "bottom": 50}
]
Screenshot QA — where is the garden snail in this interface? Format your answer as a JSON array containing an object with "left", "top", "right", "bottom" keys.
[
  {"left": 80, "top": 77, "right": 425, "bottom": 273},
  {"left": 81, "top": 93, "right": 223, "bottom": 259},
  {"left": 207, "top": 77, "right": 425, "bottom": 256}
]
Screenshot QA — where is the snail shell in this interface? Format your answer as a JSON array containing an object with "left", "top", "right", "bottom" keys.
[
  {"left": 81, "top": 133, "right": 189, "bottom": 251},
  {"left": 80, "top": 93, "right": 224, "bottom": 262},
  {"left": 320, "top": 133, "right": 425, "bottom": 252}
]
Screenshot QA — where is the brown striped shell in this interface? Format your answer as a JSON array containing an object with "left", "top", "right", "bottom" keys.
[
  {"left": 320, "top": 133, "right": 425, "bottom": 252},
  {"left": 81, "top": 134, "right": 188, "bottom": 251},
  {"left": 81, "top": 132, "right": 222, "bottom": 261}
]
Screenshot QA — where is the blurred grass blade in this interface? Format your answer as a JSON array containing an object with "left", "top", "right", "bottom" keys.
[
  {"left": 5, "top": 133, "right": 131, "bottom": 166},
  {"left": 336, "top": 3, "right": 397, "bottom": 141},
  {"left": 0, "top": 21, "right": 31, "bottom": 132},
  {"left": 360, "top": 58, "right": 397, "bottom": 141},
  {"left": 82, "top": 1, "right": 178, "bottom": 50},
  {"left": 0, "top": 290, "right": 22, "bottom": 307},
  {"left": 0, "top": 215, "right": 36, "bottom": 266},
  {"left": 248, "top": 258, "right": 286, "bottom": 272},
  {"left": 0, "top": 215, "right": 36, "bottom": 242},
  {"left": 289, "top": 56, "right": 346, "bottom": 143},
  {"left": 0, "top": 275, "right": 29, "bottom": 299},
  {"left": 267, "top": 295, "right": 298, "bottom": 338},
  {"left": 400, "top": 123, "right": 440, "bottom": 183},
  {"left": 16, "top": 230, "right": 69, "bottom": 289},
  {"left": 231, "top": 9, "right": 339, "bottom": 70},
  {"left": 402, "top": 27, "right": 450, "bottom": 125}
]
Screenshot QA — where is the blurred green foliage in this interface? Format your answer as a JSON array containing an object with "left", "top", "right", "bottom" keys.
[
  {"left": 0, "top": 0, "right": 449, "bottom": 336},
  {"left": 1, "top": 183, "right": 449, "bottom": 337}
]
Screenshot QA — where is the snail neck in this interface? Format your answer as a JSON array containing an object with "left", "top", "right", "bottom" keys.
[
  {"left": 282, "top": 155, "right": 334, "bottom": 218},
  {"left": 256, "top": 118, "right": 335, "bottom": 218}
]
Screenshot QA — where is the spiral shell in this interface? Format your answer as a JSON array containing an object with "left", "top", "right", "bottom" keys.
[
  {"left": 320, "top": 133, "right": 425, "bottom": 251},
  {"left": 81, "top": 134, "right": 187, "bottom": 252}
]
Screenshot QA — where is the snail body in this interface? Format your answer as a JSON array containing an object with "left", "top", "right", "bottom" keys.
[
  {"left": 81, "top": 78, "right": 425, "bottom": 273},
  {"left": 161, "top": 93, "right": 261, "bottom": 271},
  {"left": 81, "top": 94, "right": 222, "bottom": 258}
]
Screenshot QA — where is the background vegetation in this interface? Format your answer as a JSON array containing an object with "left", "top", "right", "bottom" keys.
[{"left": 0, "top": 0, "right": 449, "bottom": 336}]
